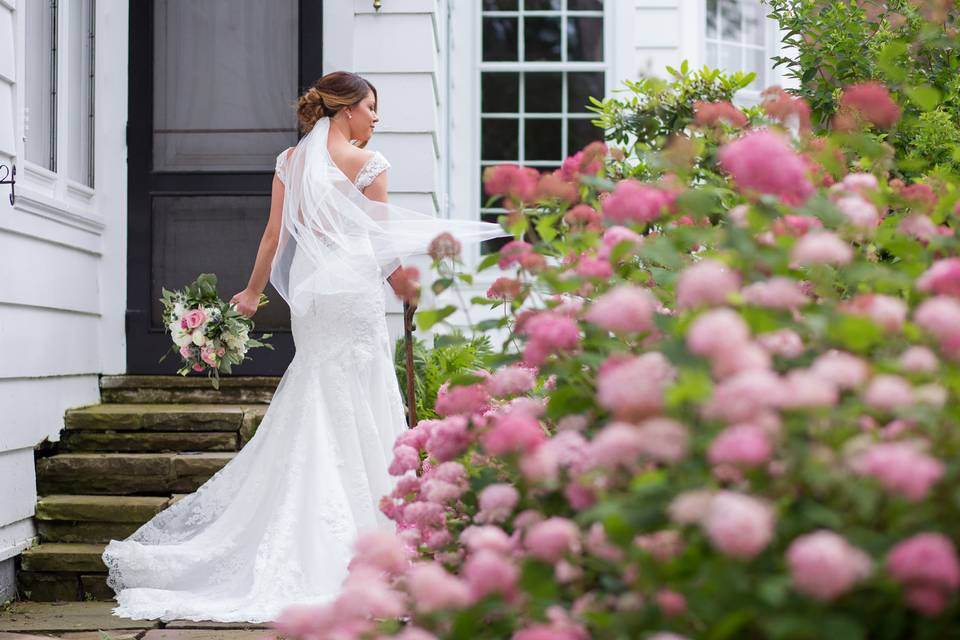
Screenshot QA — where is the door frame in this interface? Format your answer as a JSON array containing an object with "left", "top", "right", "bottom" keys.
[{"left": 125, "top": 0, "right": 323, "bottom": 375}]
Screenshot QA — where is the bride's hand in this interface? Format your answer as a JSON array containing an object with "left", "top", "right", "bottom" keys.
[{"left": 229, "top": 289, "right": 261, "bottom": 318}]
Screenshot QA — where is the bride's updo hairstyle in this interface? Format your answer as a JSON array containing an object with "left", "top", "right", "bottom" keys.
[{"left": 297, "top": 71, "right": 378, "bottom": 134}]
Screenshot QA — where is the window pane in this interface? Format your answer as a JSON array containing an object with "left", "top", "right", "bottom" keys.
[
  {"left": 744, "top": 0, "right": 764, "bottom": 45},
  {"left": 524, "top": 0, "right": 560, "bottom": 9},
  {"left": 68, "top": 0, "right": 96, "bottom": 186},
  {"left": 721, "top": 43, "right": 742, "bottom": 73},
  {"left": 706, "top": 42, "right": 719, "bottom": 67},
  {"left": 568, "top": 72, "right": 604, "bottom": 112},
  {"left": 569, "top": 0, "right": 603, "bottom": 9},
  {"left": 483, "top": 17, "right": 519, "bottom": 61},
  {"left": 746, "top": 47, "right": 766, "bottom": 89},
  {"left": 483, "top": 72, "right": 520, "bottom": 113},
  {"left": 25, "top": 0, "right": 56, "bottom": 170},
  {"left": 525, "top": 118, "right": 562, "bottom": 160},
  {"left": 524, "top": 17, "right": 562, "bottom": 61},
  {"left": 567, "top": 17, "right": 603, "bottom": 61},
  {"left": 568, "top": 118, "right": 602, "bottom": 155},
  {"left": 721, "top": 0, "right": 742, "bottom": 41},
  {"left": 482, "top": 118, "right": 520, "bottom": 161},
  {"left": 706, "top": 0, "right": 718, "bottom": 38},
  {"left": 153, "top": 0, "right": 299, "bottom": 172},
  {"left": 525, "top": 72, "right": 562, "bottom": 113},
  {"left": 483, "top": 0, "right": 518, "bottom": 10}
]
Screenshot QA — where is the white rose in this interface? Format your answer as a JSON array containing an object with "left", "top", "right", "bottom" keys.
[
  {"left": 192, "top": 331, "right": 206, "bottom": 347},
  {"left": 173, "top": 302, "right": 185, "bottom": 316},
  {"left": 172, "top": 329, "right": 193, "bottom": 347}
]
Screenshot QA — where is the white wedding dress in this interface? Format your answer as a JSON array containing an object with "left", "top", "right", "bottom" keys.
[{"left": 102, "top": 120, "right": 506, "bottom": 623}]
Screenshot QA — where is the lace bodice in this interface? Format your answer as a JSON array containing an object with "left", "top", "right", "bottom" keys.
[
  {"left": 275, "top": 148, "right": 389, "bottom": 193},
  {"left": 354, "top": 152, "right": 390, "bottom": 192}
]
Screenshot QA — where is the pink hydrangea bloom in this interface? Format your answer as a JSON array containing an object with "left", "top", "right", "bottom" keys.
[
  {"left": 710, "top": 341, "right": 772, "bottom": 379},
  {"left": 575, "top": 255, "right": 613, "bottom": 279},
  {"left": 834, "top": 194, "right": 880, "bottom": 231},
  {"left": 564, "top": 204, "right": 603, "bottom": 230},
  {"left": 584, "top": 285, "right": 657, "bottom": 334},
  {"left": 425, "top": 415, "right": 471, "bottom": 462},
  {"left": 694, "top": 100, "right": 748, "bottom": 128},
  {"left": 687, "top": 308, "right": 751, "bottom": 357},
  {"left": 635, "top": 417, "right": 690, "bottom": 464},
  {"left": 811, "top": 350, "right": 869, "bottom": 389},
  {"left": 718, "top": 130, "right": 814, "bottom": 206},
  {"left": 741, "top": 277, "right": 810, "bottom": 309},
  {"left": 435, "top": 381, "right": 490, "bottom": 417},
  {"left": 403, "top": 501, "right": 445, "bottom": 529},
  {"left": 635, "top": 529, "right": 684, "bottom": 562},
  {"left": 786, "top": 530, "right": 873, "bottom": 602},
  {"left": 350, "top": 530, "right": 411, "bottom": 575},
  {"left": 839, "top": 81, "right": 901, "bottom": 129},
  {"left": 703, "top": 369, "right": 785, "bottom": 423},
  {"left": 522, "top": 312, "right": 580, "bottom": 366},
  {"left": 898, "top": 346, "right": 939, "bottom": 373},
  {"left": 757, "top": 329, "right": 805, "bottom": 359},
  {"left": 655, "top": 589, "right": 688, "bottom": 616},
  {"left": 596, "top": 352, "right": 676, "bottom": 420},
  {"left": 838, "top": 172, "right": 880, "bottom": 195},
  {"left": 863, "top": 374, "right": 914, "bottom": 411},
  {"left": 421, "top": 478, "right": 465, "bottom": 504},
  {"left": 406, "top": 563, "right": 472, "bottom": 613},
  {"left": 888, "top": 533, "right": 960, "bottom": 615},
  {"left": 520, "top": 430, "right": 590, "bottom": 483},
  {"left": 676, "top": 260, "right": 741, "bottom": 309},
  {"left": 427, "top": 232, "right": 462, "bottom": 261},
  {"left": 498, "top": 240, "right": 534, "bottom": 269},
  {"left": 899, "top": 214, "right": 939, "bottom": 242},
  {"left": 476, "top": 483, "right": 520, "bottom": 523},
  {"left": 708, "top": 423, "right": 773, "bottom": 467},
  {"left": 850, "top": 441, "right": 943, "bottom": 501},
  {"left": 589, "top": 421, "right": 646, "bottom": 469},
  {"left": 484, "top": 164, "right": 540, "bottom": 202},
  {"left": 525, "top": 517, "right": 582, "bottom": 562},
  {"left": 599, "top": 226, "right": 644, "bottom": 262},
  {"left": 487, "top": 365, "right": 537, "bottom": 398},
  {"left": 669, "top": 490, "right": 716, "bottom": 526},
  {"left": 602, "top": 179, "right": 672, "bottom": 224},
  {"left": 389, "top": 444, "right": 421, "bottom": 476},
  {"left": 791, "top": 231, "right": 854, "bottom": 266},
  {"left": 463, "top": 549, "right": 519, "bottom": 599},
  {"left": 461, "top": 525, "right": 514, "bottom": 555},
  {"left": 481, "top": 412, "right": 546, "bottom": 455},
  {"left": 917, "top": 258, "right": 960, "bottom": 298},
  {"left": 842, "top": 294, "right": 908, "bottom": 332},
  {"left": 703, "top": 491, "right": 776, "bottom": 559},
  {"left": 781, "top": 368, "right": 839, "bottom": 409},
  {"left": 914, "top": 295, "right": 960, "bottom": 348}
]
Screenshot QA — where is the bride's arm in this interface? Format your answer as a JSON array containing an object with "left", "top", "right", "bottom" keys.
[{"left": 230, "top": 174, "right": 285, "bottom": 316}]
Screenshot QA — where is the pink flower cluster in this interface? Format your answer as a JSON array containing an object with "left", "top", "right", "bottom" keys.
[
  {"left": 483, "top": 164, "right": 540, "bottom": 203},
  {"left": 849, "top": 441, "right": 944, "bottom": 501},
  {"left": 602, "top": 179, "right": 673, "bottom": 225},
  {"left": 786, "top": 530, "right": 872, "bottom": 601},
  {"left": 521, "top": 312, "right": 581, "bottom": 366},
  {"left": 888, "top": 533, "right": 960, "bottom": 615},
  {"left": 718, "top": 130, "right": 814, "bottom": 206},
  {"left": 583, "top": 285, "right": 657, "bottom": 334}
]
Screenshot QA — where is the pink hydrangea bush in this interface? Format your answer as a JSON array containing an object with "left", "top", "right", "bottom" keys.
[{"left": 277, "top": 73, "right": 960, "bottom": 639}]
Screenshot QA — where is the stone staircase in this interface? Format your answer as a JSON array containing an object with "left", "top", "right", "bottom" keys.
[{"left": 16, "top": 375, "right": 279, "bottom": 602}]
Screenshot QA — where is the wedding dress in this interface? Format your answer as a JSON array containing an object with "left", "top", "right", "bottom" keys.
[{"left": 101, "top": 117, "right": 506, "bottom": 623}]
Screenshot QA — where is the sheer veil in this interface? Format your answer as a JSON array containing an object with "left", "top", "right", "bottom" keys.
[{"left": 270, "top": 117, "right": 507, "bottom": 316}]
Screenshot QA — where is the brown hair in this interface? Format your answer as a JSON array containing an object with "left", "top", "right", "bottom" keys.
[{"left": 297, "top": 71, "right": 378, "bottom": 133}]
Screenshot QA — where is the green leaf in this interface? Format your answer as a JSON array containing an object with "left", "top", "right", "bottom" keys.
[
  {"left": 477, "top": 252, "right": 501, "bottom": 272},
  {"left": 905, "top": 85, "right": 942, "bottom": 111},
  {"left": 432, "top": 277, "right": 454, "bottom": 295},
  {"left": 826, "top": 314, "right": 884, "bottom": 352},
  {"left": 415, "top": 305, "right": 457, "bottom": 331}
]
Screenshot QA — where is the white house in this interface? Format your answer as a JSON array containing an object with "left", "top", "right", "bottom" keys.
[{"left": 0, "top": 0, "right": 790, "bottom": 600}]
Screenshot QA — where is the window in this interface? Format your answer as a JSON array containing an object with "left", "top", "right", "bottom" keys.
[
  {"left": 479, "top": 0, "right": 607, "bottom": 252},
  {"left": 67, "top": 0, "right": 95, "bottom": 187},
  {"left": 25, "top": 0, "right": 58, "bottom": 171},
  {"left": 705, "top": 0, "right": 771, "bottom": 101}
]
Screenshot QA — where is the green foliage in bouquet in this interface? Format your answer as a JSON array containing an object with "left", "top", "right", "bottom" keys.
[{"left": 159, "top": 273, "right": 273, "bottom": 389}]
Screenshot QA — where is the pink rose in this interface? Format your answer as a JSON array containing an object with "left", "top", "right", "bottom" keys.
[{"left": 183, "top": 308, "right": 207, "bottom": 329}]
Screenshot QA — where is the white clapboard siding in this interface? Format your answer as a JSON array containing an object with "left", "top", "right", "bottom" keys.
[
  {"left": 0, "top": 375, "right": 99, "bottom": 450},
  {"left": 0, "top": 1, "right": 14, "bottom": 158},
  {"left": 0, "top": 305, "right": 102, "bottom": 378},
  {"left": 0, "top": 448, "right": 38, "bottom": 563},
  {"left": 351, "top": 2, "right": 442, "bottom": 216}
]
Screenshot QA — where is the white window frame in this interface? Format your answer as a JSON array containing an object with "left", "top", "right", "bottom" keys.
[
  {"left": 15, "top": 0, "right": 102, "bottom": 233},
  {"left": 446, "top": 0, "right": 613, "bottom": 280},
  {"left": 699, "top": 0, "right": 783, "bottom": 105}
]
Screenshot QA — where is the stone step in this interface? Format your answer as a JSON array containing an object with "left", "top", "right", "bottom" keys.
[
  {"left": 64, "top": 404, "right": 246, "bottom": 433},
  {"left": 59, "top": 430, "right": 239, "bottom": 452},
  {"left": 14, "top": 571, "right": 112, "bottom": 602},
  {"left": 19, "top": 544, "right": 106, "bottom": 574},
  {"left": 37, "top": 453, "right": 234, "bottom": 495},
  {"left": 100, "top": 375, "right": 279, "bottom": 404},
  {"left": 36, "top": 495, "right": 171, "bottom": 522},
  {"left": 37, "top": 521, "right": 142, "bottom": 544}
]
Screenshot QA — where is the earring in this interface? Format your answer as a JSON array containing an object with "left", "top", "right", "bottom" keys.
[{"left": 347, "top": 111, "right": 353, "bottom": 119}]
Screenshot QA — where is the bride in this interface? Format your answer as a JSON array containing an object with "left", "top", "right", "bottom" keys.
[{"left": 101, "top": 71, "right": 506, "bottom": 623}]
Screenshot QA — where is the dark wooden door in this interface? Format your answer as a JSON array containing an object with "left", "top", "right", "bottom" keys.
[{"left": 127, "top": 0, "right": 322, "bottom": 374}]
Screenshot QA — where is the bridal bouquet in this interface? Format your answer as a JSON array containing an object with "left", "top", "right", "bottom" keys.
[{"left": 159, "top": 273, "right": 273, "bottom": 388}]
